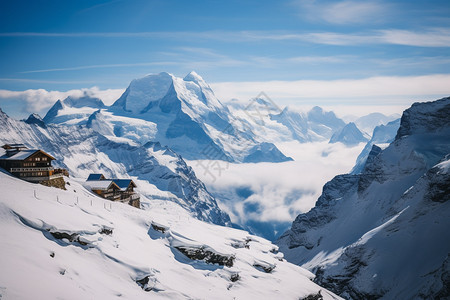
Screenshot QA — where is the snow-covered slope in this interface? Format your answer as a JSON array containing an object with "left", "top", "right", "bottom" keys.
[
  {"left": 329, "top": 122, "right": 369, "bottom": 146},
  {"left": 0, "top": 108, "right": 230, "bottom": 226},
  {"left": 45, "top": 72, "right": 291, "bottom": 163},
  {"left": 0, "top": 171, "right": 341, "bottom": 300},
  {"left": 277, "top": 97, "right": 450, "bottom": 299}
]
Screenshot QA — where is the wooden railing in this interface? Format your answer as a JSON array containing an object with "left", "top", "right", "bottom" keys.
[
  {"left": 21, "top": 173, "right": 63, "bottom": 182},
  {"left": 10, "top": 167, "right": 54, "bottom": 172}
]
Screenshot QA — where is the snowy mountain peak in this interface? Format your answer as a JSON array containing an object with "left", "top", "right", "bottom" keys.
[
  {"left": 113, "top": 72, "right": 175, "bottom": 114},
  {"left": 307, "top": 106, "right": 345, "bottom": 129},
  {"left": 43, "top": 95, "right": 106, "bottom": 125},
  {"left": 329, "top": 122, "right": 369, "bottom": 146},
  {"left": 395, "top": 96, "right": 450, "bottom": 140},
  {"left": 63, "top": 94, "right": 105, "bottom": 109},
  {"left": 183, "top": 70, "right": 204, "bottom": 83},
  {"left": 24, "top": 113, "right": 46, "bottom": 128}
]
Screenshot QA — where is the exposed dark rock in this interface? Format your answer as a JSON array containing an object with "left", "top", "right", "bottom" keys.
[
  {"left": 50, "top": 231, "right": 89, "bottom": 246},
  {"left": 426, "top": 162, "right": 450, "bottom": 203},
  {"left": 395, "top": 97, "right": 450, "bottom": 140},
  {"left": 230, "top": 273, "right": 240, "bottom": 282},
  {"left": 301, "top": 290, "right": 323, "bottom": 300},
  {"left": 175, "top": 246, "right": 234, "bottom": 267},
  {"left": 151, "top": 223, "right": 168, "bottom": 234},
  {"left": 253, "top": 262, "right": 276, "bottom": 273},
  {"left": 99, "top": 227, "right": 113, "bottom": 235},
  {"left": 50, "top": 231, "right": 78, "bottom": 242},
  {"left": 136, "top": 276, "right": 153, "bottom": 292},
  {"left": 230, "top": 238, "right": 251, "bottom": 249}
]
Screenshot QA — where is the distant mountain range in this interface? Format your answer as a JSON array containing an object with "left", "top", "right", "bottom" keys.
[{"left": 41, "top": 71, "right": 397, "bottom": 165}]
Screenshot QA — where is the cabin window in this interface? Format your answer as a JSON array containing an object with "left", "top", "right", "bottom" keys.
[
  {"left": 35, "top": 157, "right": 41, "bottom": 161},
  {"left": 42, "top": 157, "right": 47, "bottom": 161}
]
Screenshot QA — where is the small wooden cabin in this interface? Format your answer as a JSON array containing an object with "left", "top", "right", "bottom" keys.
[
  {"left": 83, "top": 180, "right": 121, "bottom": 201},
  {"left": 85, "top": 174, "right": 140, "bottom": 208}
]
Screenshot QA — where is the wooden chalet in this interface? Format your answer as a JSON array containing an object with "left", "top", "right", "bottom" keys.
[
  {"left": 83, "top": 180, "right": 121, "bottom": 201},
  {"left": 0, "top": 144, "right": 64, "bottom": 186},
  {"left": 85, "top": 174, "right": 140, "bottom": 208}
]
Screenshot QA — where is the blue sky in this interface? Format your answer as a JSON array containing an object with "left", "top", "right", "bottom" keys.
[{"left": 1, "top": 0, "right": 450, "bottom": 118}]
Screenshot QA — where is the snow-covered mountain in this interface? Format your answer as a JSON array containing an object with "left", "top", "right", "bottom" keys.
[
  {"left": 43, "top": 94, "right": 106, "bottom": 125},
  {"left": 329, "top": 122, "right": 369, "bottom": 146},
  {"left": 44, "top": 72, "right": 291, "bottom": 163},
  {"left": 277, "top": 97, "right": 450, "bottom": 299},
  {"left": 24, "top": 113, "right": 46, "bottom": 128},
  {"left": 0, "top": 171, "right": 341, "bottom": 300},
  {"left": 354, "top": 112, "right": 400, "bottom": 135},
  {"left": 351, "top": 118, "right": 401, "bottom": 174},
  {"left": 0, "top": 108, "right": 230, "bottom": 226},
  {"left": 229, "top": 103, "right": 346, "bottom": 144}
]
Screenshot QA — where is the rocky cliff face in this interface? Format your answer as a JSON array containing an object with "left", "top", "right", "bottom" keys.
[{"left": 277, "top": 97, "right": 450, "bottom": 299}]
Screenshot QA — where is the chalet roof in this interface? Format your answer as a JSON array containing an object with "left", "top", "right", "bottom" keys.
[
  {"left": 111, "top": 179, "right": 137, "bottom": 191},
  {"left": 0, "top": 149, "right": 56, "bottom": 161},
  {"left": 83, "top": 180, "right": 119, "bottom": 191},
  {"left": 2, "top": 143, "right": 27, "bottom": 149},
  {"left": 87, "top": 173, "right": 105, "bottom": 181}
]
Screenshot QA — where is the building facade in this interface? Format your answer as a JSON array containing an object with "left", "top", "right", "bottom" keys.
[{"left": 0, "top": 144, "right": 64, "bottom": 185}]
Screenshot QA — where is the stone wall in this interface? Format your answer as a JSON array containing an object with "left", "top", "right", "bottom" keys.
[{"left": 40, "top": 177, "right": 66, "bottom": 190}]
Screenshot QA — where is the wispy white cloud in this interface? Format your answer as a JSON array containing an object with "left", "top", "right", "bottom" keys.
[
  {"left": 211, "top": 74, "right": 450, "bottom": 106},
  {"left": 379, "top": 28, "right": 450, "bottom": 47},
  {"left": 20, "top": 62, "right": 176, "bottom": 74},
  {"left": 0, "top": 87, "right": 124, "bottom": 115},
  {"left": 2, "top": 28, "right": 450, "bottom": 47},
  {"left": 293, "top": 0, "right": 389, "bottom": 25}
]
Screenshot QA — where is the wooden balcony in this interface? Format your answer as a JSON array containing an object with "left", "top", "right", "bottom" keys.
[{"left": 21, "top": 173, "right": 63, "bottom": 182}]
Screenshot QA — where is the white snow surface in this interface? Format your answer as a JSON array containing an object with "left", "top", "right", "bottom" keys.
[{"left": 0, "top": 172, "right": 341, "bottom": 300}]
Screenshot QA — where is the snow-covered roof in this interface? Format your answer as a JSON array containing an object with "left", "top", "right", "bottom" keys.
[
  {"left": 111, "top": 179, "right": 136, "bottom": 191},
  {"left": 2, "top": 143, "right": 27, "bottom": 149},
  {"left": 0, "top": 149, "right": 38, "bottom": 160},
  {"left": 0, "top": 149, "right": 56, "bottom": 161},
  {"left": 83, "top": 180, "right": 119, "bottom": 191},
  {"left": 87, "top": 174, "right": 105, "bottom": 181}
]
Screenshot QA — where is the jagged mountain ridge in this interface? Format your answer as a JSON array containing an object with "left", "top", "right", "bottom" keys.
[
  {"left": 277, "top": 97, "right": 450, "bottom": 299},
  {"left": 329, "top": 122, "right": 369, "bottom": 146},
  {"left": 44, "top": 72, "right": 291, "bottom": 163},
  {"left": 0, "top": 108, "right": 230, "bottom": 226}
]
